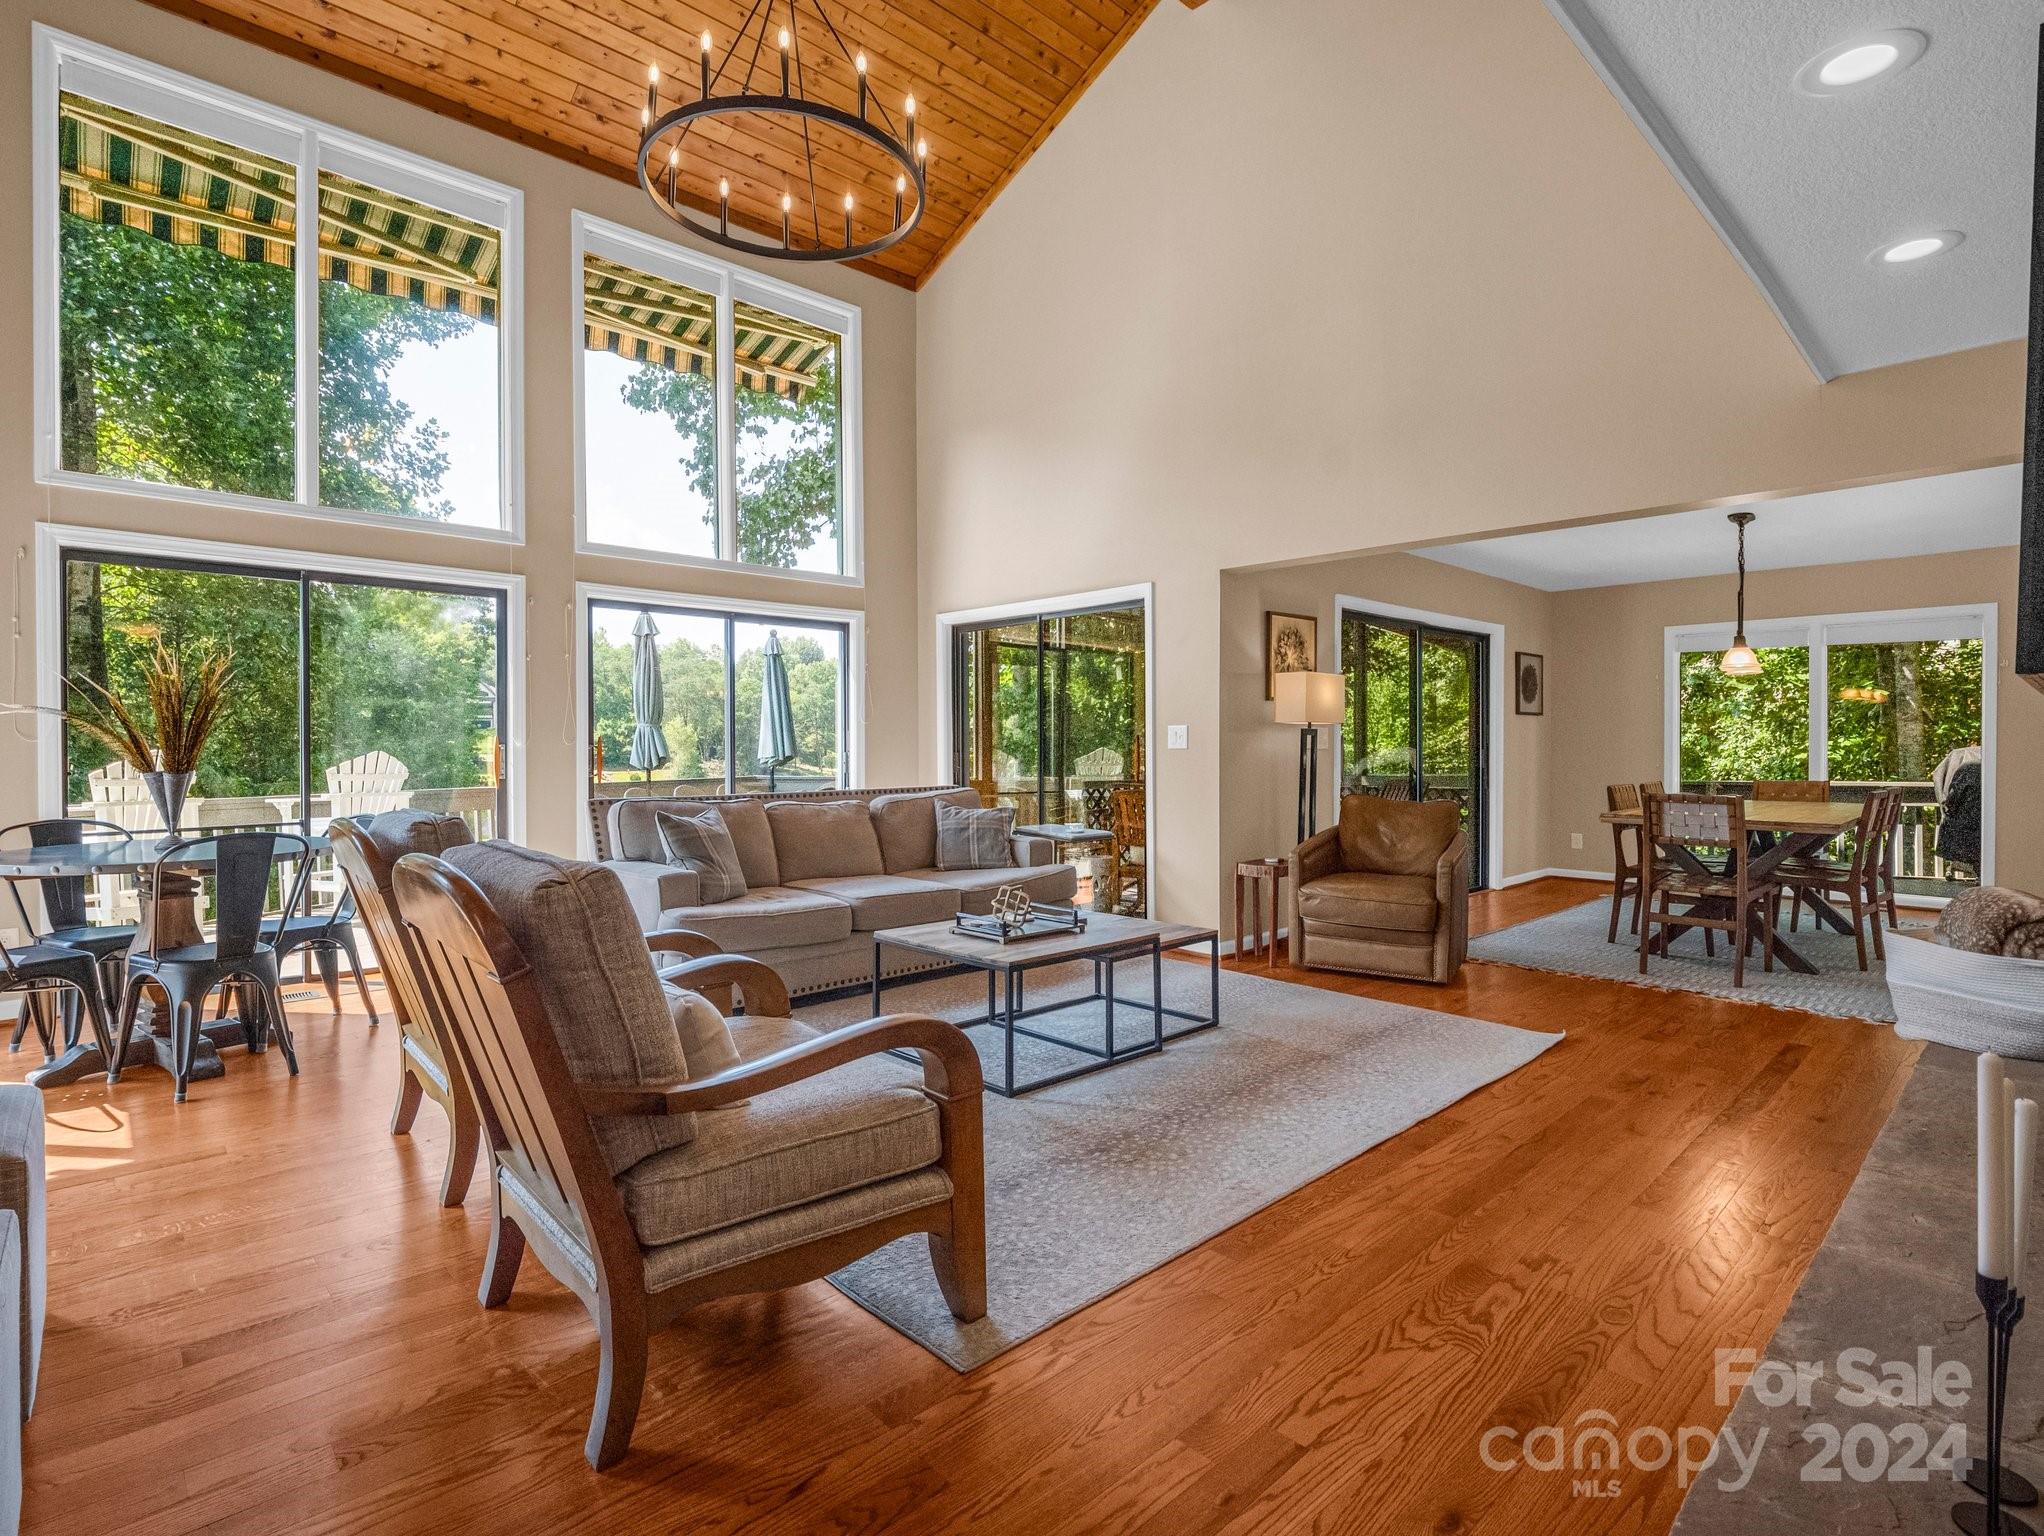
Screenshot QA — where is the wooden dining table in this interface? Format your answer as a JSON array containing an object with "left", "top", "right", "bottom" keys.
[
  {"left": 1600, "top": 798, "right": 1863, "bottom": 975},
  {"left": 0, "top": 835, "right": 329, "bottom": 1091}
]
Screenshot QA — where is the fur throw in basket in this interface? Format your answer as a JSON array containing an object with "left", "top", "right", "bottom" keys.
[{"left": 1938, "top": 886, "right": 2044, "bottom": 961}]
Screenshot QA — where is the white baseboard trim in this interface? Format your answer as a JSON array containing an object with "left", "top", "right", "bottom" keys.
[{"left": 1500, "top": 867, "right": 1610, "bottom": 887}]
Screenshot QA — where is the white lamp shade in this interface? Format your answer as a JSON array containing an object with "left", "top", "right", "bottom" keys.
[
  {"left": 1719, "top": 642, "right": 1763, "bottom": 677},
  {"left": 1274, "top": 670, "right": 1345, "bottom": 726}
]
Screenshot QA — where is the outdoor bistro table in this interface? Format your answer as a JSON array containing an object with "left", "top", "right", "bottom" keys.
[
  {"left": 870, "top": 911, "right": 1220, "bottom": 1097},
  {"left": 0, "top": 835, "right": 330, "bottom": 1090},
  {"left": 1599, "top": 798, "right": 1862, "bottom": 976}
]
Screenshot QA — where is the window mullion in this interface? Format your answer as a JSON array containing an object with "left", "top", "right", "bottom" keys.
[
  {"left": 723, "top": 616, "right": 738, "bottom": 794},
  {"left": 295, "top": 130, "right": 319, "bottom": 510},
  {"left": 1809, "top": 628, "right": 1829, "bottom": 782},
  {"left": 715, "top": 283, "right": 738, "bottom": 564}
]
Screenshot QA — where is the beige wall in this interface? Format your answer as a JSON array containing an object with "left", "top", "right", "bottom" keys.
[
  {"left": 1546, "top": 544, "right": 2040, "bottom": 892},
  {"left": 0, "top": 1, "right": 919, "bottom": 857},
  {"left": 916, "top": 0, "right": 2024, "bottom": 927},
  {"left": 1218, "top": 553, "right": 1556, "bottom": 921}
]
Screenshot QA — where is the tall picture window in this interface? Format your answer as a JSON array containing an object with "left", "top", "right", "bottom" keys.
[
  {"left": 39, "top": 32, "right": 521, "bottom": 535},
  {"left": 574, "top": 216, "right": 858, "bottom": 579}
]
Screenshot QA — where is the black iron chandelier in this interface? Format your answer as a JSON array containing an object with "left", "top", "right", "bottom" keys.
[{"left": 637, "top": 3, "right": 929, "bottom": 263}]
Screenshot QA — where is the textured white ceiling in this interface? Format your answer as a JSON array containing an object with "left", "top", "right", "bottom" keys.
[
  {"left": 1546, "top": 0, "right": 2044, "bottom": 377},
  {"left": 1417, "top": 463, "right": 2020, "bottom": 591}
]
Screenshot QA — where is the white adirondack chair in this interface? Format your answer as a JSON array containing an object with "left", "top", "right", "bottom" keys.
[
  {"left": 84, "top": 760, "right": 161, "bottom": 923},
  {"left": 315, "top": 752, "right": 412, "bottom": 905}
]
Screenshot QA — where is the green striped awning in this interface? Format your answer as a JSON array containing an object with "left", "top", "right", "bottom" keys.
[
  {"left": 582, "top": 255, "right": 835, "bottom": 402},
  {"left": 59, "top": 92, "right": 499, "bottom": 323}
]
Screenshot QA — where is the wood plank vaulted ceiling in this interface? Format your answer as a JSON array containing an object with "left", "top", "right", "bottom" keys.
[{"left": 140, "top": 0, "right": 1170, "bottom": 288}]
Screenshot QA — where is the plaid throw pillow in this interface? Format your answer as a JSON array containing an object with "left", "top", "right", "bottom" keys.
[
  {"left": 935, "top": 803, "right": 1016, "bottom": 871},
  {"left": 655, "top": 809, "right": 748, "bottom": 904}
]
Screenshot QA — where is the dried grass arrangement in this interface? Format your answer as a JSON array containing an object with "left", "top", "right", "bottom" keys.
[{"left": 67, "top": 642, "right": 234, "bottom": 775}]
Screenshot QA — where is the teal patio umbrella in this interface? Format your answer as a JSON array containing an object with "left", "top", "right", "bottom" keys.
[
  {"left": 757, "top": 630, "right": 798, "bottom": 792},
  {"left": 627, "top": 611, "right": 668, "bottom": 780}
]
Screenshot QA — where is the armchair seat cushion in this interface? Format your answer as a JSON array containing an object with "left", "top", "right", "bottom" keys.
[
  {"left": 658, "top": 886, "right": 854, "bottom": 951},
  {"left": 1297, "top": 871, "right": 1439, "bottom": 933},
  {"left": 617, "top": 1016, "right": 941, "bottom": 1247},
  {"left": 898, "top": 863, "right": 1079, "bottom": 912},
  {"left": 788, "top": 875, "right": 958, "bottom": 932}
]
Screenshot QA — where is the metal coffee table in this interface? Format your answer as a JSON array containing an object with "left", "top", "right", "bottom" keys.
[{"left": 870, "top": 911, "right": 1220, "bottom": 1097}]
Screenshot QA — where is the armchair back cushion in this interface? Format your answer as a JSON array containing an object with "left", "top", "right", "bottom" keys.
[
  {"left": 1337, "top": 795, "right": 1462, "bottom": 876},
  {"left": 764, "top": 800, "right": 886, "bottom": 884},
  {"left": 869, "top": 788, "right": 983, "bottom": 874},
  {"left": 440, "top": 841, "right": 694, "bottom": 1173}
]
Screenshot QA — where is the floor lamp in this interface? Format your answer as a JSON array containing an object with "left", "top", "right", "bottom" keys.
[{"left": 1274, "top": 671, "right": 1345, "bottom": 847}]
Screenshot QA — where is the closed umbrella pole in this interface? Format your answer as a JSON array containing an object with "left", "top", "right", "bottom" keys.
[
  {"left": 628, "top": 611, "right": 668, "bottom": 782},
  {"left": 757, "top": 630, "right": 798, "bottom": 793}
]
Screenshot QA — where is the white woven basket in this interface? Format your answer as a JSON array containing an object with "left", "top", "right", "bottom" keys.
[{"left": 1886, "top": 932, "right": 2044, "bottom": 1059}]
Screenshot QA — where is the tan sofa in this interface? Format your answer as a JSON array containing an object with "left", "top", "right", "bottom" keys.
[
  {"left": 600, "top": 787, "right": 1078, "bottom": 995},
  {"left": 1288, "top": 795, "right": 1469, "bottom": 983}
]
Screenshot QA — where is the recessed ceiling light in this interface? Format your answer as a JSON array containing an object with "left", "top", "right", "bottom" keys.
[
  {"left": 1871, "top": 231, "right": 1964, "bottom": 266},
  {"left": 1795, "top": 29, "right": 1927, "bottom": 96}
]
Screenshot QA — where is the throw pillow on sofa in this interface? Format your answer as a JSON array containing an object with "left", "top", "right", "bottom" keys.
[
  {"left": 935, "top": 803, "right": 1016, "bottom": 870},
  {"left": 656, "top": 809, "right": 748, "bottom": 903}
]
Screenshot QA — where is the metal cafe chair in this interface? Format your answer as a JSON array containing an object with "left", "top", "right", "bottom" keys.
[
  {"left": 0, "top": 818, "right": 138, "bottom": 1053},
  {"left": 0, "top": 932, "right": 114, "bottom": 1067},
  {"left": 112, "top": 833, "right": 312, "bottom": 1102}
]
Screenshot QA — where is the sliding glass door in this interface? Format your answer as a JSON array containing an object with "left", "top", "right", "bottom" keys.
[
  {"left": 61, "top": 548, "right": 507, "bottom": 840},
  {"left": 1340, "top": 610, "right": 1489, "bottom": 889},
  {"left": 952, "top": 602, "right": 1147, "bottom": 912}
]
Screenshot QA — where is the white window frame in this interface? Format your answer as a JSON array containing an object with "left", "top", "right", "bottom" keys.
[
  {"left": 1664, "top": 602, "right": 1997, "bottom": 890},
  {"left": 570, "top": 212, "right": 862, "bottom": 585},
  {"left": 31, "top": 27, "right": 525, "bottom": 543},
  {"left": 574, "top": 581, "right": 866, "bottom": 855},
  {"left": 32, "top": 522, "right": 529, "bottom": 843},
  {"left": 933, "top": 583, "right": 1156, "bottom": 916}
]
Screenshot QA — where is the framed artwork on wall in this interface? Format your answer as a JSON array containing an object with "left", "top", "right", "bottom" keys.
[
  {"left": 1514, "top": 651, "right": 1545, "bottom": 716},
  {"left": 1266, "top": 611, "right": 1318, "bottom": 699}
]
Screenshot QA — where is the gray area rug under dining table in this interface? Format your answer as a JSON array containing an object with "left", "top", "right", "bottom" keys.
[
  {"left": 794, "top": 960, "right": 1561, "bottom": 1369},
  {"left": 1469, "top": 897, "right": 1929, "bottom": 1023}
]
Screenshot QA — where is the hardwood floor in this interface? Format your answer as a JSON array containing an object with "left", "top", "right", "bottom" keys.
[{"left": 10, "top": 877, "right": 1918, "bottom": 1534}]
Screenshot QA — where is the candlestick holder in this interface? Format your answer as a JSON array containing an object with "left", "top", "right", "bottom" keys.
[{"left": 1955, "top": 1275, "right": 2038, "bottom": 1536}]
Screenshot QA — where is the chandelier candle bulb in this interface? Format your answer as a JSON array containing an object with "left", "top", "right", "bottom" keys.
[
  {"left": 856, "top": 52, "right": 868, "bottom": 118},
  {"left": 700, "top": 31, "right": 712, "bottom": 99},
  {"left": 719, "top": 177, "right": 730, "bottom": 236},
  {"left": 781, "top": 192, "right": 792, "bottom": 246},
  {"left": 645, "top": 63, "right": 658, "bottom": 126},
  {"left": 895, "top": 174, "right": 905, "bottom": 226},
  {"left": 1982, "top": 1052, "right": 2013, "bottom": 1280},
  {"left": 665, "top": 144, "right": 678, "bottom": 204},
  {"left": 843, "top": 191, "right": 854, "bottom": 245},
  {"left": 779, "top": 28, "right": 790, "bottom": 94}
]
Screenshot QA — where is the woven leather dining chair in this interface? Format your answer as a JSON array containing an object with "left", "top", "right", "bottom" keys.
[
  {"left": 1774, "top": 793, "right": 1891, "bottom": 970},
  {"left": 1752, "top": 780, "right": 1832, "bottom": 802},
  {"left": 1638, "top": 792, "right": 1783, "bottom": 988},
  {"left": 1604, "top": 784, "right": 1644, "bottom": 944},
  {"left": 112, "top": 833, "right": 311, "bottom": 1100}
]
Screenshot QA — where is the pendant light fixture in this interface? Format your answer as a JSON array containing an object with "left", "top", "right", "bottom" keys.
[{"left": 1720, "top": 511, "right": 1764, "bottom": 677}]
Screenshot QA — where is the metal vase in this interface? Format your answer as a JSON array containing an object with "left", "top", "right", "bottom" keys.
[{"left": 141, "top": 770, "right": 194, "bottom": 849}]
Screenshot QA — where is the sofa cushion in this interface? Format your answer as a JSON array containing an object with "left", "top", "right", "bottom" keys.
[
  {"left": 660, "top": 983, "right": 742, "bottom": 1081},
  {"left": 1336, "top": 796, "right": 1461, "bottom": 878},
  {"left": 766, "top": 799, "right": 885, "bottom": 883},
  {"left": 789, "top": 875, "right": 959, "bottom": 932},
  {"left": 659, "top": 885, "right": 854, "bottom": 951},
  {"left": 617, "top": 1015, "right": 940, "bottom": 1247},
  {"left": 1298, "top": 871, "right": 1439, "bottom": 933},
  {"left": 936, "top": 803, "right": 1018, "bottom": 870},
  {"left": 899, "top": 863, "right": 1078, "bottom": 913},
  {"left": 869, "top": 788, "right": 983, "bottom": 874},
  {"left": 610, "top": 797, "right": 780, "bottom": 887},
  {"left": 441, "top": 841, "right": 694, "bottom": 1172},
  {"left": 655, "top": 808, "right": 747, "bottom": 903}
]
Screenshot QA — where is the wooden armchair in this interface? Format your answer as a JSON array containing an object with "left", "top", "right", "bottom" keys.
[{"left": 392, "top": 847, "right": 985, "bottom": 1470}]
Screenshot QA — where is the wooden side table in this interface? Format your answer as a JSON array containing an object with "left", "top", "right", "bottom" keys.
[{"left": 1234, "top": 858, "right": 1289, "bottom": 969}]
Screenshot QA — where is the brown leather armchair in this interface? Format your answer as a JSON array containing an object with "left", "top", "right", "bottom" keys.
[{"left": 1288, "top": 796, "right": 1469, "bottom": 982}]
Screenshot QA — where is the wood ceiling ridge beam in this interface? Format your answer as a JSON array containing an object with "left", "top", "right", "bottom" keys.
[{"left": 914, "top": 0, "right": 1162, "bottom": 288}]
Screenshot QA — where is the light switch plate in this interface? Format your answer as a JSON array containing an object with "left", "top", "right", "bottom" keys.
[
  {"left": 1167, "top": 724, "right": 1188, "bottom": 749},
  {"left": 1570, "top": 832, "right": 1584, "bottom": 850}
]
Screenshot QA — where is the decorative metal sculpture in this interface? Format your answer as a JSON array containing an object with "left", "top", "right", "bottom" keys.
[{"left": 990, "top": 884, "right": 1033, "bottom": 935}]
